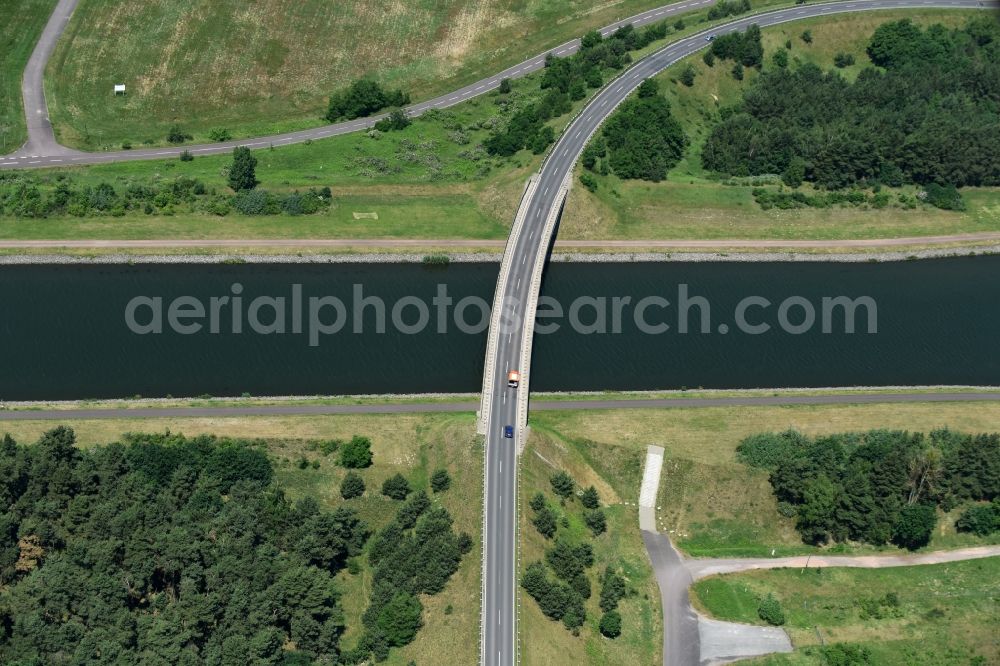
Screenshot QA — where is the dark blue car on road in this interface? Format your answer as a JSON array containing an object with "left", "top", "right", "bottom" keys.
[{"left": 504, "top": 425, "right": 514, "bottom": 438}]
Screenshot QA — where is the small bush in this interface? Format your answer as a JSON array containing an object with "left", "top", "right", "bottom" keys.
[
  {"left": 599, "top": 610, "right": 622, "bottom": 638},
  {"left": 341, "top": 471, "right": 365, "bottom": 499},
  {"left": 179, "top": 150, "right": 193, "bottom": 162},
  {"left": 551, "top": 471, "right": 575, "bottom": 499},
  {"left": 431, "top": 468, "right": 452, "bottom": 493},
  {"left": 339, "top": 435, "right": 373, "bottom": 468},
  {"left": 209, "top": 128, "right": 232, "bottom": 142},
  {"left": 833, "top": 52, "right": 856, "bottom": 68},
  {"left": 167, "top": 125, "right": 192, "bottom": 144},
  {"left": 757, "top": 594, "right": 785, "bottom": 625},
  {"left": 382, "top": 473, "right": 411, "bottom": 500}
]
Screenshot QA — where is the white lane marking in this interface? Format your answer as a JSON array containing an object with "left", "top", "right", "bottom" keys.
[
  {"left": 50, "top": 159, "right": 62, "bottom": 162},
  {"left": 521, "top": 255, "right": 527, "bottom": 265},
  {"left": 516, "top": 277, "right": 521, "bottom": 289}
]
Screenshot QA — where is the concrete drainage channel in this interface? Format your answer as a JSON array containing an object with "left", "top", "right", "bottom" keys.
[{"left": 638, "top": 445, "right": 793, "bottom": 665}]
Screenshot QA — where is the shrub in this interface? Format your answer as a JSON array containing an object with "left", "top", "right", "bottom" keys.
[
  {"left": 579, "top": 172, "right": 598, "bottom": 192},
  {"left": 955, "top": 501, "right": 1000, "bottom": 536},
  {"left": 585, "top": 508, "right": 607, "bottom": 535},
  {"left": 228, "top": 146, "right": 259, "bottom": 192},
  {"left": 892, "top": 503, "right": 936, "bottom": 550},
  {"left": 374, "top": 108, "right": 412, "bottom": 132},
  {"left": 801, "top": 29, "right": 813, "bottom": 44},
  {"left": 599, "top": 610, "right": 622, "bottom": 638},
  {"left": 341, "top": 471, "right": 365, "bottom": 499},
  {"left": 732, "top": 62, "right": 744, "bottom": 80},
  {"left": 179, "top": 150, "right": 193, "bottom": 162},
  {"left": 232, "top": 189, "right": 270, "bottom": 216},
  {"left": 551, "top": 471, "right": 575, "bottom": 499},
  {"left": 679, "top": 64, "right": 697, "bottom": 87},
  {"left": 923, "top": 182, "right": 965, "bottom": 211},
  {"left": 339, "top": 435, "right": 373, "bottom": 468},
  {"left": 757, "top": 594, "right": 785, "bottom": 625},
  {"left": 772, "top": 49, "right": 789, "bottom": 68},
  {"left": 529, "top": 492, "right": 547, "bottom": 512},
  {"left": 498, "top": 78, "right": 512, "bottom": 94},
  {"left": 821, "top": 643, "right": 874, "bottom": 665},
  {"left": 326, "top": 79, "right": 410, "bottom": 121},
  {"left": 736, "top": 430, "right": 808, "bottom": 469},
  {"left": 166, "top": 125, "right": 192, "bottom": 144},
  {"left": 703, "top": 51, "right": 716, "bottom": 67},
  {"left": 532, "top": 505, "right": 557, "bottom": 539},
  {"left": 599, "top": 567, "right": 627, "bottom": 612},
  {"left": 581, "top": 486, "right": 600, "bottom": 510},
  {"left": 209, "top": 128, "right": 232, "bottom": 142},
  {"left": 430, "top": 468, "right": 451, "bottom": 493},
  {"left": 833, "top": 52, "right": 856, "bottom": 68},
  {"left": 381, "top": 473, "right": 411, "bottom": 500}
]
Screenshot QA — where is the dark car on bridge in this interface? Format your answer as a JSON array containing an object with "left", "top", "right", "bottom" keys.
[{"left": 504, "top": 425, "right": 514, "bottom": 438}]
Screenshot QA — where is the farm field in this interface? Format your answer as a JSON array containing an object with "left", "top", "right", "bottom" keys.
[
  {"left": 44, "top": 0, "right": 688, "bottom": 149},
  {"left": 0, "top": 0, "right": 57, "bottom": 153},
  {"left": 692, "top": 558, "right": 1000, "bottom": 665}
]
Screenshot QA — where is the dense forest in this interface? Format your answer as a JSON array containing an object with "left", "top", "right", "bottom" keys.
[
  {"left": 737, "top": 429, "right": 1000, "bottom": 549},
  {"left": 702, "top": 18, "right": 1000, "bottom": 189},
  {"left": 0, "top": 428, "right": 467, "bottom": 664}
]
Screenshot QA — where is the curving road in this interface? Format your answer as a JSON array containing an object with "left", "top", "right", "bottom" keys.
[
  {"left": 1, "top": 0, "right": 718, "bottom": 167},
  {"left": 478, "top": 2, "right": 997, "bottom": 666}
]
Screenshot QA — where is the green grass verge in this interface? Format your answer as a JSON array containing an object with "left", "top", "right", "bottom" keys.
[
  {"left": 0, "top": 0, "right": 57, "bottom": 154},
  {"left": 692, "top": 558, "right": 1000, "bottom": 665}
]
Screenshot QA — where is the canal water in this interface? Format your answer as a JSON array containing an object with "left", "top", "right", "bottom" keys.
[{"left": 0, "top": 257, "right": 997, "bottom": 400}]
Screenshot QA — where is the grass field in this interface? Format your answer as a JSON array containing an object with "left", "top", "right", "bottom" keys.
[
  {"left": 530, "top": 400, "right": 1000, "bottom": 557},
  {"left": 0, "top": 0, "right": 57, "bottom": 154},
  {"left": 562, "top": 9, "right": 1000, "bottom": 242},
  {"left": 691, "top": 558, "right": 1000, "bottom": 664},
  {"left": 43, "top": 0, "right": 695, "bottom": 149},
  {"left": 3, "top": 412, "right": 483, "bottom": 666},
  {"left": 519, "top": 425, "right": 661, "bottom": 666}
]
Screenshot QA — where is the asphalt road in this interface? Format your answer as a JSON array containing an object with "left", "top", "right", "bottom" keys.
[
  {"left": 1, "top": 391, "right": 1000, "bottom": 421},
  {"left": 11, "top": 0, "right": 81, "bottom": 160},
  {"left": 1, "top": 0, "right": 717, "bottom": 168},
  {"left": 5, "top": 230, "right": 1000, "bottom": 250},
  {"left": 478, "top": 2, "right": 995, "bottom": 665}
]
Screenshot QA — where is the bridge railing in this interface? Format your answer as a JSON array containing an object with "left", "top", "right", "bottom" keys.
[{"left": 477, "top": 174, "right": 540, "bottom": 434}]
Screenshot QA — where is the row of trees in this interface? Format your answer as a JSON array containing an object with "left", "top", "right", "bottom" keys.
[
  {"left": 0, "top": 428, "right": 369, "bottom": 663},
  {"left": 484, "top": 19, "right": 675, "bottom": 158},
  {"left": 703, "top": 18, "right": 1000, "bottom": 189},
  {"left": 522, "top": 470, "right": 621, "bottom": 635},
  {"left": 354, "top": 487, "right": 471, "bottom": 661},
  {"left": 737, "top": 428, "right": 1000, "bottom": 549}
]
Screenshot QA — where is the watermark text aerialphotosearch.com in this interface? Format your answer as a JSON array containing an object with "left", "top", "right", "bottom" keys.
[{"left": 125, "top": 283, "right": 878, "bottom": 347}]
